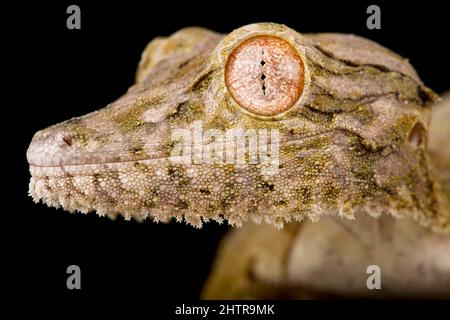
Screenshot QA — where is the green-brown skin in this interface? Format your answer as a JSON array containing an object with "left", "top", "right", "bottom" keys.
[
  {"left": 203, "top": 94, "right": 450, "bottom": 299},
  {"left": 27, "top": 23, "right": 448, "bottom": 229},
  {"left": 27, "top": 23, "right": 450, "bottom": 297}
]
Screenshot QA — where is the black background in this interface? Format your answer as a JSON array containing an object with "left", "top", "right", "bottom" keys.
[{"left": 6, "top": 0, "right": 450, "bottom": 310}]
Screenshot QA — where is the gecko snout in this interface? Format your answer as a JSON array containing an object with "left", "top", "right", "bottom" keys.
[
  {"left": 27, "top": 129, "right": 69, "bottom": 167},
  {"left": 27, "top": 121, "right": 94, "bottom": 167}
]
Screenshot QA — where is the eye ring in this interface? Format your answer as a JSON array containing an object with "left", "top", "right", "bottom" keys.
[{"left": 225, "top": 35, "right": 305, "bottom": 117}]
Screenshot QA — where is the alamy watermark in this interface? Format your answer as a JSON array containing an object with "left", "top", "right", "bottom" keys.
[
  {"left": 66, "top": 264, "right": 81, "bottom": 290},
  {"left": 66, "top": 5, "right": 81, "bottom": 30},
  {"left": 366, "top": 264, "right": 381, "bottom": 290},
  {"left": 170, "top": 121, "right": 280, "bottom": 175},
  {"left": 366, "top": 5, "right": 381, "bottom": 30}
]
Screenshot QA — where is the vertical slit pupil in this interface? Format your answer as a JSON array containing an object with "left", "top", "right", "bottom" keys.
[{"left": 260, "top": 59, "right": 266, "bottom": 95}]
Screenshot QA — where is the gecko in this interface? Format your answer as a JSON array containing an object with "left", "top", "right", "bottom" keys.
[{"left": 27, "top": 23, "right": 450, "bottom": 297}]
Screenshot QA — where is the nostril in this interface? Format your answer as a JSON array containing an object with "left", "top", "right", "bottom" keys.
[
  {"left": 408, "top": 122, "right": 425, "bottom": 148},
  {"left": 62, "top": 135, "right": 73, "bottom": 147}
]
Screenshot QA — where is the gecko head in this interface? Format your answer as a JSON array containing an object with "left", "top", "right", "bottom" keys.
[{"left": 27, "top": 23, "right": 448, "bottom": 232}]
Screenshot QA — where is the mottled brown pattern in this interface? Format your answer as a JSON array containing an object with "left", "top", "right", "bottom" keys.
[
  {"left": 27, "top": 23, "right": 448, "bottom": 234},
  {"left": 203, "top": 93, "right": 450, "bottom": 299}
]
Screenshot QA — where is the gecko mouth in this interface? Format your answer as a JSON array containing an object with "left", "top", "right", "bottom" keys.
[
  {"left": 27, "top": 126, "right": 439, "bottom": 231},
  {"left": 28, "top": 130, "right": 350, "bottom": 227},
  {"left": 27, "top": 131, "right": 334, "bottom": 169}
]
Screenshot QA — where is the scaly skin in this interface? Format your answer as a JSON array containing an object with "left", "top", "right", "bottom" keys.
[
  {"left": 27, "top": 23, "right": 449, "bottom": 234},
  {"left": 202, "top": 94, "right": 450, "bottom": 299}
]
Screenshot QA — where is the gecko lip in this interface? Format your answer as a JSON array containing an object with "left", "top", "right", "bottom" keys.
[
  {"left": 27, "top": 128, "right": 344, "bottom": 227},
  {"left": 27, "top": 131, "right": 333, "bottom": 170}
]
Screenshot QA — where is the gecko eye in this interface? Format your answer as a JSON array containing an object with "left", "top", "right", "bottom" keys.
[{"left": 225, "top": 35, "right": 305, "bottom": 117}]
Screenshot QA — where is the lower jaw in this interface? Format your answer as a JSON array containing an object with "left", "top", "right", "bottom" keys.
[
  {"left": 28, "top": 133, "right": 438, "bottom": 230},
  {"left": 28, "top": 154, "right": 423, "bottom": 230}
]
